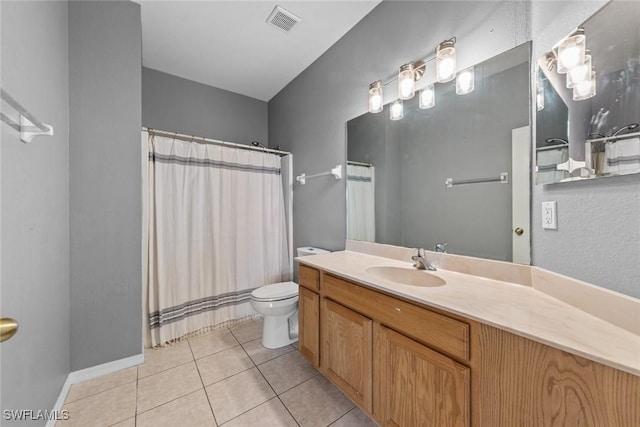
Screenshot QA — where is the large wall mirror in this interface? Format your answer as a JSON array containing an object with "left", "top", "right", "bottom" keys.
[
  {"left": 535, "top": 0, "right": 640, "bottom": 184},
  {"left": 347, "top": 42, "right": 531, "bottom": 263}
]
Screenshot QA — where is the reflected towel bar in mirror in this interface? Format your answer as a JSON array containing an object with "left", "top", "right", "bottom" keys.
[{"left": 445, "top": 172, "right": 508, "bottom": 188}]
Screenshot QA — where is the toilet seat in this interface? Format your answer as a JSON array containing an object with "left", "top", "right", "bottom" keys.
[{"left": 251, "top": 281, "right": 299, "bottom": 302}]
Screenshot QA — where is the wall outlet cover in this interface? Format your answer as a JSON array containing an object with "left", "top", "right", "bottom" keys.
[{"left": 542, "top": 201, "right": 557, "bottom": 230}]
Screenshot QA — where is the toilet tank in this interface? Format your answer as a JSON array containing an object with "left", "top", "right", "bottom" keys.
[{"left": 297, "top": 246, "right": 330, "bottom": 257}]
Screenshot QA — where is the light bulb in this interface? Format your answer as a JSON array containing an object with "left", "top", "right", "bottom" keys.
[
  {"left": 566, "top": 54, "right": 591, "bottom": 88},
  {"left": 557, "top": 28, "right": 585, "bottom": 74},
  {"left": 573, "top": 69, "right": 596, "bottom": 100},
  {"left": 436, "top": 40, "right": 456, "bottom": 83},
  {"left": 390, "top": 99, "right": 403, "bottom": 120},
  {"left": 456, "top": 66, "right": 474, "bottom": 95},
  {"left": 368, "top": 80, "right": 383, "bottom": 114},
  {"left": 419, "top": 85, "right": 435, "bottom": 109},
  {"left": 536, "top": 85, "right": 544, "bottom": 111},
  {"left": 398, "top": 63, "right": 415, "bottom": 100}
]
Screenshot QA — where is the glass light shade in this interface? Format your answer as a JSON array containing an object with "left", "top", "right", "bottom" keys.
[
  {"left": 557, "top": 29, "right": 586, "bottom": 74},
  {"left": 456, "top": 66, "right": 474, "bottom": 95},
  {"left": 573, "top": 70, "right": 596, "bottom": 100},
  {"left": 436, "top": 40, "right": 456, "bottom": 83},
  {"left": 536, "top": 85, "right": 544, "bottom": 111},
  {"left": 566, "top": 54, "right": 591, "bottom": 88},
  {"left": 398, "top": 63, "right": 415, "bottom": 100},
  {"left": 419, "top": 84, "right": 435, "bottom": 109},
  {"left": 390, "top": 99, "right": 403, "bottom": 120},
  {"left": 368, "top": 80, "right": 383, "bottom": 113}
]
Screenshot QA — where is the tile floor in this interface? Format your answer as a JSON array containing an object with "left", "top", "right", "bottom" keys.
[{"left": 56, "top": 318, "right": 378, "bottom": 427}]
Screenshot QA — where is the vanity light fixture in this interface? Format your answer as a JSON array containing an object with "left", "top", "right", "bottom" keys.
[
  {"left": 573, "top": 68, "right": 596, "bottom": 100},
  {"left": 456, "top": 66, "right": 474, "bottom": 95},
  {"left": 368, "top": 80, "right": 384, "bottom": 113},
  {"left": 557, "top": 28, "right": 586, "bottom": 74},
  {"left": 566, "top": 51, "right": 591, "bottom": 88},
  {"left": 419, "top": 84, "right": 436, "bottom": 109},
  {"left": 436, "top": 38, "right": 456, "bottom": 83},
  {"left": 390, "top": 99, "right": 403, "bottom": 120}
]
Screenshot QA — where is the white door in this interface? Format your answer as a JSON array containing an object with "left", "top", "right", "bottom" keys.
[{"left": 512, "top": 126, "right": 531, "bottom": 264}]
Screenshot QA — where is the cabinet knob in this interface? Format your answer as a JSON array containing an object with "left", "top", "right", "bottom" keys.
[{"left": 514, "top": 227, "right": 524, "bottom": 235}]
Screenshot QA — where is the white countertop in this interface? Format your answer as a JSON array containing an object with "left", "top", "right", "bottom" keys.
[{"left": 297, "top": 250, "right": 640, "bottom": 376}]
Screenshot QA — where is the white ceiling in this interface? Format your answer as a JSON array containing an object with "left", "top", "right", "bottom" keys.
[{"left": 137, "top": 1, "right": 381, "bottom": 101}]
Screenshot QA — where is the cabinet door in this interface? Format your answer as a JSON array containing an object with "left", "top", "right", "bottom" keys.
[
  {"left": 322, "top": 298, "right": 373, "bottom": 412},
  {"left": 378, "top": 326, "right": 470, "bottom": 427},
  {"left": 299, "top": 287, "right": 320, "bottom": 367}
]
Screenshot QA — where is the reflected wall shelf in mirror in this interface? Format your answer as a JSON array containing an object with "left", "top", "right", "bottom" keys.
[
  {"left": 535, "top": 0, "right": 640, "bottom": 184},
  {"left": 347, "top": 43, "right": 531, "bottom": 264}
]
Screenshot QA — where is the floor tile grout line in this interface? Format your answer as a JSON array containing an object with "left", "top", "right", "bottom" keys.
[
  {"left": 205, "top": 328, "right": 276, "bottom": 426},
  {"left": 239, "top": 342, "right": 302, "bottom": 427},
  {"left": 63, "top": 374, "right": 139, "bottom": 406},
  {"left": 138, "top": 357, "right": 193, "bottom": 381},
  {"left": 134, "top": 365, "right": 139, "bottom": 427},
  {"left": 188, "top": 337, "right": 219, "bottom": 426}
]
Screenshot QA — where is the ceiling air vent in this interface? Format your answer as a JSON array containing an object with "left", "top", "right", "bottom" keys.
[{"left": 266, "top": 5, "right": 301, "bottom": 33}]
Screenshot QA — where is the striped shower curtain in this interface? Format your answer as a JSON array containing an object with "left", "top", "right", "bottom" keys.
[
  {"left": 346, "top": 163, "right": 376, "bottom": 242},
  {"left": 145, "top": 134, "right": 290, "bottom": 347}
]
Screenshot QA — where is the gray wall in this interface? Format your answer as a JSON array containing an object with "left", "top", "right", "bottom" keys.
[
  {"left": 530, "top": 1, "right": 640, "bottom": 298},
  {"left": 143, "top": 67, "right": 268, "bottom": 146},
  {"left": 69, "top": 0, "right": 142, "bottom": 370},
  {"left": 1, "top": 1, "right": 70, "bottom": 423},
  {"left": 270, "top": 0, "right": 639, "bottom": 297},
  {"left": 269, "top": 1, "right": 530, "bottom": 253}
]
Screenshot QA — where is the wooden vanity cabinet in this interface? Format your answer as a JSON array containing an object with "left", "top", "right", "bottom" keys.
[
  {"left": 297, "top": 263, "right": 640, "bottom": 426},
  {"left": 317, "top": 270, "right": 471, "bottom": 426},
  {"left": 377, "top": 326, "right": 470, "bottom": 427},
  {"left": 321, "top": 298, "right": 373, "bottom": 412},
  {"left": 298, "top": 265, "right": 320, "bottom": 367}
]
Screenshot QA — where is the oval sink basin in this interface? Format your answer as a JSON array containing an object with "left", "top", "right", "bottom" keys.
[{"left": 365, "top": 266, "right": 446, "bottom": 287}]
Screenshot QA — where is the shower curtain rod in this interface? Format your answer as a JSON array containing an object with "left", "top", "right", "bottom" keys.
[{"left": 143, "top": 127, "right": 291, "bottom": 157}]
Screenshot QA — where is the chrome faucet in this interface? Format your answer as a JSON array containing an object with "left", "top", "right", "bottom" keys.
[
  {"left": 434, "top": 242, "right": 447, "bottom": 253},
  {"left": 412, "top": 248, "right": 437, "bottom": 271}
]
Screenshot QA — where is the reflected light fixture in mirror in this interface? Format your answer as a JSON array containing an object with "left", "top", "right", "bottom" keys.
[
  {"left": 390, "top": 99, "right": 403, "bottom": 120},
  {"left": 556, "top": 27, "right": 586, "bottom": 74},
  {"left": 368, "top": 80, "right": 383, "bottom": 113},
  {"left": 566, "top": 51, "right": 591, "bottom": 88},
  {"left": 419, "top": 84, "right": 435, "bottom": 109},
  {"left": 573, "top": 68, "right": 596, "bottom": 100},
  {"left": 436, "top": 39, "right": 456, "bottom": 82},
  {"left": 536, "top": 85, "right": 544, "bottom": 111},
  {"left": 456, "top": 66, "right": 474, "bottom": 95},
  {"left": 398, "top": 63, "right": 416, "bottom": 100}
]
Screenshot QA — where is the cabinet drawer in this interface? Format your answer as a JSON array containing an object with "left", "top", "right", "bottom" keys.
[
  {"left": 323, "top": 274, "right": 470, "bottom": 361},
  {"left": 298, "top": 264, "right": 320, "bottom": 291}
]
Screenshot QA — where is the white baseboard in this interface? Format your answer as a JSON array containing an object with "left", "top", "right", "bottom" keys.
[{"left": 46, "top": 353, "right": 144, "bottom": 427}]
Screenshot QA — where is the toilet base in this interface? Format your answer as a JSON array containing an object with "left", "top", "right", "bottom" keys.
[{"left": 262, "top": 313, "right": 299, "bottom": 349}]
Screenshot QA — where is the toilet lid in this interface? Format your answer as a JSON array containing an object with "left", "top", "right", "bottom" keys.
[{"left": 252, "top": 281, "right": 299, "bottom": 301}]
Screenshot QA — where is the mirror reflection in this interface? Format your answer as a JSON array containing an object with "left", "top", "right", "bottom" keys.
[
  {"left": 535, "top": 0, "right": 640, "bottom": 184},
  {"left": 347, "top": 43, "right": 531, "bottom": 263}
]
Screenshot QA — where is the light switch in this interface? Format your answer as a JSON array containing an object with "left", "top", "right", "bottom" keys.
[{"left": 542, "top": 201, "right": 557, "bottom": 230}]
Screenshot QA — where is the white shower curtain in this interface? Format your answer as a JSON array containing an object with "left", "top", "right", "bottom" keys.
[
  {"left": 146, "top": 134, "right": 289, "bottom": 346},
  {"left": 347, "top": 163, "right": 375, "bottom": 242}
]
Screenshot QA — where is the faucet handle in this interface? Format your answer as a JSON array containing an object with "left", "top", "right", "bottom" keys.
[{"left": 434, "top": 242, "right": 447, "bottom": 253}]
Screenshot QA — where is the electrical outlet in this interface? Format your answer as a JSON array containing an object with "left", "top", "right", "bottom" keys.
[{"left": 542, "top": 201, "right": 557, "bottom": 230}]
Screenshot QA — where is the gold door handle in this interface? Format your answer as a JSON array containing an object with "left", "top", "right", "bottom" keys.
[
  {"left": 0, "top": 318, "right": 19, "bottom": 343},
  {"left": 514, "top": 227, "right": 524, "bottom": 236}
]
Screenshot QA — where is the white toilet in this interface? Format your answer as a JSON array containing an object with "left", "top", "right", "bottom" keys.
[{"left": 250, "top": 246, "right": 329, "bottom": 349}]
